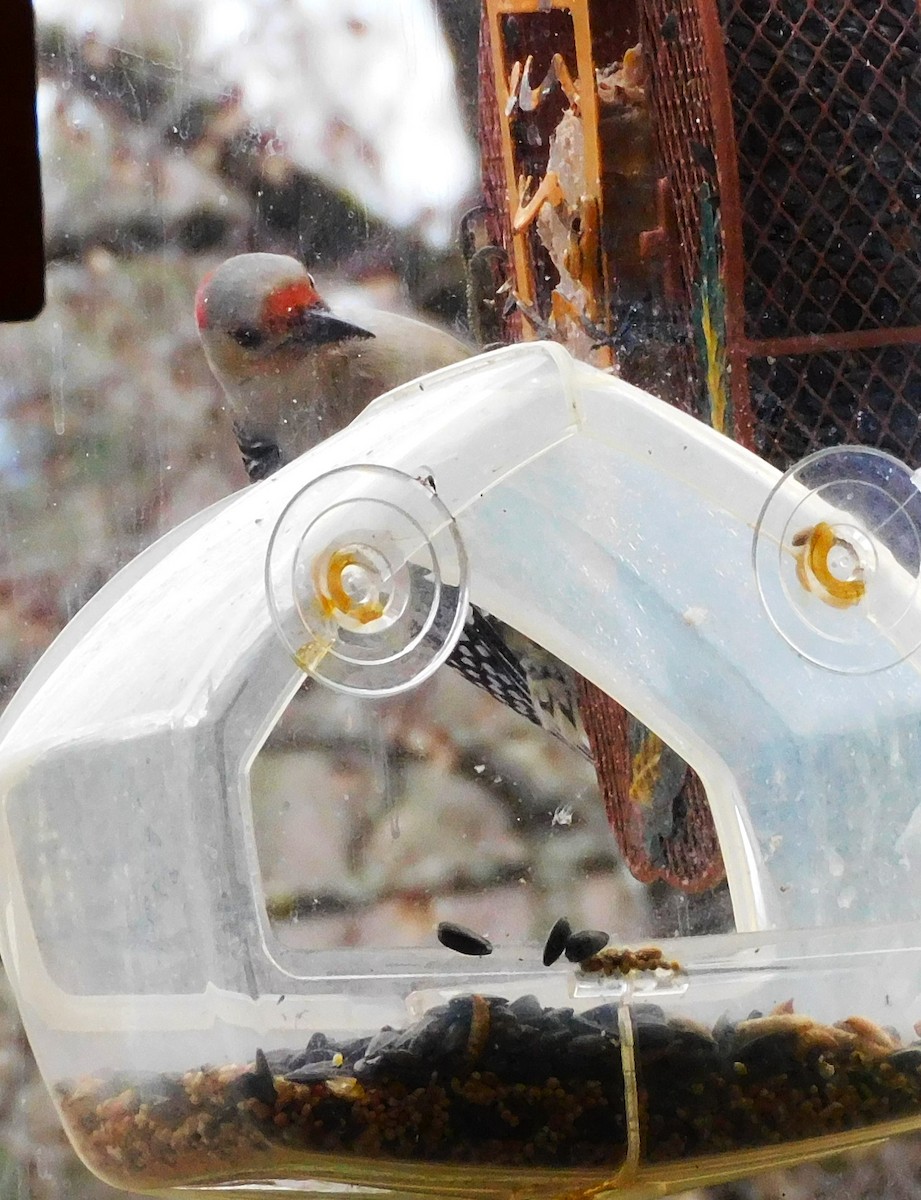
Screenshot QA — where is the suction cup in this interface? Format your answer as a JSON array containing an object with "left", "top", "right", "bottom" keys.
[
  {"left": 753, "top": 446, "right": 921, "bottom": 673},
  {"left": 266, "top": 465, "right": 468, "bottom": 696}
]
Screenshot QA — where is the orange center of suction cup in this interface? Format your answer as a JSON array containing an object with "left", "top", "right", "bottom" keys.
[
  {"left": 317, "top": 548, "right": 387, "bottom": 626},
  {"left": 794, "top": 521, "right": 868, "bottom": 609}
]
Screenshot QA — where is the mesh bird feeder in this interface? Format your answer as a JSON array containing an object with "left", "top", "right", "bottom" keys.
[
  {"left": 639, "top": 0, "right": 921, "bottom": 467},
  {"left": 477, "top": 0, "right": 921, "bottom": 899}
]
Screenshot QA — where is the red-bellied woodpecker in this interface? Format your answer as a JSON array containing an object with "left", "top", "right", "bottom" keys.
[
  {"left": 195, "top": 252, "right": 588, "bottom": 753},
  {"left": 195, "top": 253, "right": 471, "bottom": 480}
]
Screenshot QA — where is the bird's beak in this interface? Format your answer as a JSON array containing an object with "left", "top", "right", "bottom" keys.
[{"left": 286, "top": 308, "right": 375, "bottom": 348}]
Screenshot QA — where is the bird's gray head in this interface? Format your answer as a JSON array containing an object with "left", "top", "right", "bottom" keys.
[{"left": 195, "top": 253, "right": 373, "bottom": 382}]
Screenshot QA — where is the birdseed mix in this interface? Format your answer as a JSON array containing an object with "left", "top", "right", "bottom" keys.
[{"left": 57, "top": 994, "right": 921, "bottom": 1190}]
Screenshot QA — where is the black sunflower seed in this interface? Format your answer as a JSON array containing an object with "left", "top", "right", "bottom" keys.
[
  {"left": 542, "top": 916, "right": 572, "bottom": 966},
  {"left": 564, "top": 929, "right": 610, "bottom": 962},
  {"left": 437, "top": 921, "right": 493, "bottom": 956},
  {"left": 235, "top": 1047, "right": 277, "bottom": 1105}
]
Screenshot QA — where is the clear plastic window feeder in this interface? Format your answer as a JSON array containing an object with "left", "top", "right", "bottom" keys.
[{"left": 3, "top": 343, "right": 921, "bottom": 1197}]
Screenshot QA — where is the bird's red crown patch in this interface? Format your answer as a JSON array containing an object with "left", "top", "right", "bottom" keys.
[
  {"left": 262, "top": 279, "right": 321, "bottom": 327},
  {"left": 194, "top": 272, "right": 214, "bottom": 329}
]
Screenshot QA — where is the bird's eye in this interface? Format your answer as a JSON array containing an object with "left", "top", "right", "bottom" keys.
[{"left": 229, "top": 326, "right": 264, "bottom": 349}]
